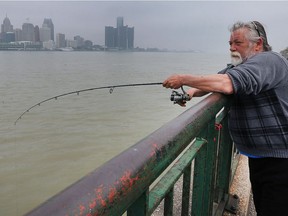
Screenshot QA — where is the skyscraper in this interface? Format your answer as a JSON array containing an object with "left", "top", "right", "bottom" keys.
[
  {"left": 22, "top": 23, "right": 35, "bottom": 41},
  {"left": 42, "top": 18, "right": 54, "bottom": 41},
  {"left": 14, "top": 28, "right": 22, "bottom": 41},
  {"left": 127, "top": 27, "right": 134, "bottom": 49},
  {"left": 34, "top": 25, "right": 40, "bottom": 42},
  {"left": 105, "top": 17, "right": 134, "bottom": 50},
  {"left": 56, "top": 33, "right": 66, "bottom": 48},
  {"left": 1, "top": 15, "right": 14, "bottom": 42},
  {"left": 39, "top": 26, "right": 51, "bottom": 42},
  {"left": 105, "top": 26, "right": 116, "bottom": 48},
  {"left": 1, "top": 15, "right": 13, "bottom": 33}
]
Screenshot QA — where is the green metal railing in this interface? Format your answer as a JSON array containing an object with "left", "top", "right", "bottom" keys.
[{"left": 25, "top": 93, "right": 236, "bottom": 216}]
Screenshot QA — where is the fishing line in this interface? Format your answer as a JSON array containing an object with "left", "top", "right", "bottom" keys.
[{"left": 14, "top": 82, "right": 163, "bottom": 125}]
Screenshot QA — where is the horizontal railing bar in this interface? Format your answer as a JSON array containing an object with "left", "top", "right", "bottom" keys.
[
  {"left": 148, "top": 139, "right": 207, "bottom": 214},
  {"left": 25, "top": 93, "right": 229, "bottom": 216}
]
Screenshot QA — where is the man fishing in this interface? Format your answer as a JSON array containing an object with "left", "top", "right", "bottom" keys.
[{"left": 163, "top": 21, "right": 288, "bottom": 216}]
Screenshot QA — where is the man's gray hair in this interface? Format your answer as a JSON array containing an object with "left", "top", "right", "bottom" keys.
[{"left": 230, "top": 21, "right": 272, "bottom": 51}]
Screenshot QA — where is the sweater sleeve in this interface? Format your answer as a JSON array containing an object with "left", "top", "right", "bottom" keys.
[{"left": 225, "top": 52, "right": 288, "bottom": 95}]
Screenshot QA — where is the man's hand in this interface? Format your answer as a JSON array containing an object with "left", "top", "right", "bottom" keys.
[{"left": 162, "top": 75, "right": 183, "bottom": 89}]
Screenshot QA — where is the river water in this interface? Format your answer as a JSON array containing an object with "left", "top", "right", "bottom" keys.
[{"left": 0, "top": 51, "right": 229, "bottom": 215}]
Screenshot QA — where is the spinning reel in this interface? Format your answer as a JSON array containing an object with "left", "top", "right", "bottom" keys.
[{"left": 170, "top": 86, "right": 191, "bottom": 105}]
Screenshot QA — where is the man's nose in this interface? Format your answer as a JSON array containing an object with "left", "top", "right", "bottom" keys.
[{"left": 230, "top": 44, "right": 236, "bottom": 52}]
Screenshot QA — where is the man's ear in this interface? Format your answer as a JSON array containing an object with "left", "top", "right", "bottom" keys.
[{"left": 255, "top": 37, "right": 264, "bottom": 51}]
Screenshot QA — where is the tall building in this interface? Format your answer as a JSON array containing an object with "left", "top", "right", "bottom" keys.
[
  {"left": 1, "top": 15, "right": 14, "bottom": 42},
  {"left": 42, "top": 18, "right": 54, "bottom": 41},
  {"left": 105, "top": 26, "right": 116, "bottom": 48},
  {"left": 22, "top": 23, "right": 35, "bottom": 41},
  {"left": 56, "top": 33, "right": 66, "bottom": 48},
  {"left": 105, "top": 17, "right": 134, "bottom": 50},
  {"left": 34, "top": 25, "right": 40, "bottom": 42},
  {"left": 127, "top": 27, "right": 134, "bottom": 49},
  {"left": 1, "top": 15, "right": 13, "bottom": 33},
  {"left": 74, "top": 35, "right": 84, "bottom": 48},
  {"left": 39, "top": 26, "right": 51, "bottom": 42},
  {"left": 14, "top": 28, "right": 22, "bottom": 41}
]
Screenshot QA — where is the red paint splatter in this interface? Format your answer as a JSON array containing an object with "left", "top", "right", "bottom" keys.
[
  {"left": 108, "top": 187, "right": 117, "bottom": 203},
  {"left": 119, "top": 171, "right": 140, "bottom": 195},
  {"left": 94, "top": 185, "right": 107, "bottom": 208},
  {"left": 96, "top": 186, "right": 103, "bottom": 195},
  {"left": 89, "top": 171, "right": 140, "bottom": 212},
  {"left": 150, "top": 143, "right": 160, "bottom": 157},
  {"left": 100, "top": 199, "right": 106, "bottom": 207},
  {"left": 79, "top": 204, "right": 86, "bottom": 215},
  {"left": 89, "top": 199, "right": 97, "bottom": 209}
]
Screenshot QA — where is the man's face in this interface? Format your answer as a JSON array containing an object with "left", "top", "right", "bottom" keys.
[{"left": 229, "top": 28, "right": 255, "bottom": 65}]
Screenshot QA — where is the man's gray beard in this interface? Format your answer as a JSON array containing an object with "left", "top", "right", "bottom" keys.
[{"left": 230, "top": 52, "right": 243, "bottom": 66}]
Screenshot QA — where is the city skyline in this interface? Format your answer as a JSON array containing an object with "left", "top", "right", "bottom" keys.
[
  {"left": 1, "top": 15, "right": 135, "bottom": 51},
  {"left": 1, "top": 15, "right": 95, "bottom": 45},
  {"left": 1, "top": 1, "right": 288, "bottom": 53}
]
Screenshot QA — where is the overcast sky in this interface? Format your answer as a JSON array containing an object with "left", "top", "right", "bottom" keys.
[{"left": 1, "top": 1, "right": 288, "bottom": 53}]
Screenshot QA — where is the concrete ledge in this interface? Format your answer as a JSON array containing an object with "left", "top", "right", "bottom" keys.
[{"left": 223, "top": 155, "right": 253, "bottom": 216}]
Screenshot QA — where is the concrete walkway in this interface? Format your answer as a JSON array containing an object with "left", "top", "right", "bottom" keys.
[{"left": 223, "top": 154, "right": 256, "bottom": 216}]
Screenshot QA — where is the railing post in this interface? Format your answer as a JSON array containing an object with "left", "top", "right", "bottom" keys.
[
  {"left": 164, "top": 188, "right": 174, "bottom": 216},
  {"left": 191, "top": 138, "right": 208, "bottom": 216},
  {"left": 127, "top": 190, "right": 149, "bottom": 216},
  {"left": 181, "top": 164, "right": 192, "bottom": 216},
  {"left": 215, "top": 107, "right": 233, "bottom": 202},
  {"left": 202, "top": 120, "right": 219, "bottom": 215}
]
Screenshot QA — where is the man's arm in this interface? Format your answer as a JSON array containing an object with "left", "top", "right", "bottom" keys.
[
  {"left": 163, "top": 74, "right": 234, "bottom": 95},
  {"left": 187, "top": 88, "right": 209, "bottom": 98}
]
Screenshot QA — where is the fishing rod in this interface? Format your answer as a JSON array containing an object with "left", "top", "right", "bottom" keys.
[{"left": 14, "top": 82, "right": 190, "bottom": 125}]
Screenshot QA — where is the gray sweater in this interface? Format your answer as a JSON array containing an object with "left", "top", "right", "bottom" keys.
[{"left": 219, "top": 51, "right": 288, "bottom": 158}]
